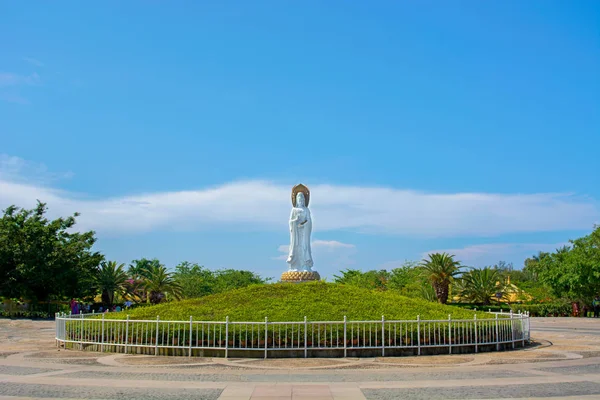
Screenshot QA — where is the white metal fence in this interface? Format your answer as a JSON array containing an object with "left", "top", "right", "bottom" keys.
[{"left": 55, "top": 312, "right": 530, "bottom": 358}]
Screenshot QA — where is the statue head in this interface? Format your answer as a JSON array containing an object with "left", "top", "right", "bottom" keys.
[
  {"left": 291, "top": 184, "right": 310, "bottom": 207},
  {"left": 296, "top": 192, "right": 305, "bottom": 207}
]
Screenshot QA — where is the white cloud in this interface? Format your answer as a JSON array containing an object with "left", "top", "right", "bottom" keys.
[
  {"left": 313, "top": 240, "right": 355, "bottom": 249},
  {"left": 1, "top": 155, "right": 598, "bottom": 237},
  {"left": 0, "top": 72, "right": 40, "bottom": 87},
  {"left": 0, "top": 93, "right": 29, "bottom": 104},
  {"left": 0, "top": 155, "right": 73, "bottom": 184},
  {"left": 422, "top": 242, "right": 568, "bottom": 268}
]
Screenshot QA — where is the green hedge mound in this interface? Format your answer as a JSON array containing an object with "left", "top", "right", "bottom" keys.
[{"left": 107, "top": 282, "right": 490, "bottom": 322}]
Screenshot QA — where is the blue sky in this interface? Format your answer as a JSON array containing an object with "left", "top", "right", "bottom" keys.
[{"left": 1, "top": 1, "right": 599, "bottom": 280}]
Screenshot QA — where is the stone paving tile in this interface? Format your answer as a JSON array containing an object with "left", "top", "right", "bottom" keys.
[
  {"left": 536, "top": 364, "right": 600, "bottom": 375},
  {"left": 576, "top": 351, "right": 600, "bottom": 359},
  {"left": 374, "top": 356, "right": 474, "bottom": 364},
  {"left": 240, "top": 359, "right": 349, "bottom": 368},
  {"left": 63, "top": 370, "right": 242, "bottom": 381},
  {"left": 173, "top": 364, "right": 249, "bottom": 370},
  {"left": 249, "top": 397, "right": 290, "bottom": 400},
  {"left": 293, "top": 397, "right": 333, "bottom": 400},
  {"left": 253, "top": 384, "right": 292, "bottom": 396},
  {"left": 361, "top": 381, "right": 600, "bottom": 399},
  {"left": 244, "top": 369, "right": 536, "bottom": 382},
  {"left": 0, "top": 382, "right": 223, "bottom": 400},
  {"left": 24, "top": 351, "right": 97, "bottom": 359},
  {"left": 0, "top": 365, "right": 56, "bottom": 375},
  {"left": 32, "top": 358, "right": 107, "bottom": 366},
  {"left": 117, "top": 356, "right": 213, "bottom": 365}
]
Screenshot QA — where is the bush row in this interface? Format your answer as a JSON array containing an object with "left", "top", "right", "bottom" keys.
[
  {"left": 0, "top": 310, "right": 54, "bottom": 319},
  {"left": 509, "top": 302, "right": 572, "bottom": 317}
]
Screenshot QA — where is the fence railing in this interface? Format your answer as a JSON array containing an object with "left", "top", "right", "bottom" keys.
[{"left": 55, "top": 312, "right": 530, "bottom": 358}]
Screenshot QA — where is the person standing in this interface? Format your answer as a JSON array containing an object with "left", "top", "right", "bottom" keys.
[
  {"left": 593, "top": 295, "right": 600, "bottom": 318},
  {"left": 70, "top": 299, "right": 79, "bottom": 315}
]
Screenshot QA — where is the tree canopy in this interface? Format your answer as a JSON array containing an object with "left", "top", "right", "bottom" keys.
[
  {"left": 0, "top": 202, "right": 103, "bottom": 301},
  {"left": 529, "top": 226, "right": 600, "bottom": 302}
]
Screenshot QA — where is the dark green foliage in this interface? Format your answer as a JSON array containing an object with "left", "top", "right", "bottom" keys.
[
  {"left": 105, "top": 281, "right": 488, "bottom": 322},
  {"left": 527, "top": 226, "right": 600, "bottom": 303},
  {"left": 212, "top": 269, "right": 269, "bottom": 294},
  {"left": 333, "top": 269, "right": 389, "bottom": 290},
  {"left": 141, "top": 263, "right": 183, "bottom": 304},
  {"left": 0, "top": 310, "right": 54, "bottom": 319},
  {"left": 457, "top": 267, "right": 506, "bottom": 305},
  {"left": 172, "top": 262, "right": 269, "bottom": 299},
  {"left": 510, "top": 301, "right": 572, "bottom": 317},
  {"left": 332, "top": 263, "right": 438, "bottom": 302},
  {"left": 173, "top": 262, "right": 214, "bottom": 298},
  {"left": 0, "top": 202, "right": 103, "bottom": 301},
  {"left": 128, "top": 258, "right": 160, "bottom": 280},
  {"left": 96, "top": 261, "right": 128, "bottom": 307},
  {"left": 421, "top": 253, "right": 462, "bottom": 304}
]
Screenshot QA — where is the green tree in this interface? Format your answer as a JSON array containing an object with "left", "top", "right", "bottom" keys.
[
  {"left": 332, "top": 269, "right": 389, "bottom": 291},
  {"left": 211, "top": 269, "right": 269, "bottom": 294},
  {"left": 388, "top": 262, "right": 437, "bottom": 301},
  {"left": 0, "top": 202, "right": 103, "bottom": 301},
  {"left": 333, "top": 269, "right": 364, "bottom": 284},
  {"left": 420, "top": 252, "right": 462, "bottom": 304},
  {"left": 531, "top": 226, "right": 600, "bottom": 302},
  {"left": 128, "top": 258, "right": 161, "bottom": 280},
  {"left": 141, "top": 264, "right": 183, "bottom": 304},
  {"left": 387, "top": 261, "right": 421, "bottom": 292},
  {"left": 173, "top": 262, "right": 215, "bottom": 298},
  {"left": 96, "top": 261, "right": 128, "bottom": 307},
  {"left": 457, "top": 267, "right": 505, "bottom": 305}
]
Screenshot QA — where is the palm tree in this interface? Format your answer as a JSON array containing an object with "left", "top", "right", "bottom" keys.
[
  {"left": 96, "top": 261, "right": 129, "bottom": 307},
  {"left": 141, "top": 264, "right": 183, "bottom": 304},
  {"left": 128, "top": 258, "right": 159, "bottom": 280},
  {"left": 420, "top": 253, "right": 462, "bottom": 304},
  {"left": 458, "top": 267, "right": 505, "bottom": 305}
]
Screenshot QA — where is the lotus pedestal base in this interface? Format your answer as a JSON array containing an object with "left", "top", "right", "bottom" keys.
[{"left": 280, "top": 270, "right": 320, "bottom": 283}]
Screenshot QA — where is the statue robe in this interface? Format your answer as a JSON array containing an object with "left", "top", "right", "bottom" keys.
[{"left": 287, "top": 205, "right": 314, "bottom": 271}]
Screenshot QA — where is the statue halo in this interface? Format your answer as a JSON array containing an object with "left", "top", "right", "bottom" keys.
[{"left": 291, "top": 184, "right": 310, "bottom": 207}]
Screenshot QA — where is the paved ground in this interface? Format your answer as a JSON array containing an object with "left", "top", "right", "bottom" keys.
[{"left": 1, "top": 317, "right": 599, "bottom": 399}]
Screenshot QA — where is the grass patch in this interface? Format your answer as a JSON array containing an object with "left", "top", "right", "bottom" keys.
[{"left": 107, "top": 282, "right": 489, "bottom": 321}]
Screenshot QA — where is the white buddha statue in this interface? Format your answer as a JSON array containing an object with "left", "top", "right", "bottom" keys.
[{"left": 286, "top": 190, "right": 314, "bottom": 272}]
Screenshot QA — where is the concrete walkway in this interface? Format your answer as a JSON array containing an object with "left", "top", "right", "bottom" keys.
[{"left": 1, "top": 317, "right": 599, "bottom": 399}]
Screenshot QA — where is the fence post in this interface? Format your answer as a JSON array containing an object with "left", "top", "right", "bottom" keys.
[
  {"left": 101, "top": 314, "right": 105, "bottom": 353},
  {"left": 381, "top": 315, "right": 385, "bottom": 357},
  {"left": 155, "top": 316, "right": 160, "bottom": 356},
  {"left": 510, "top": 310, "right": 515, "bottom": 349},
  {"left": 448, "top": 314, "right": 452, "bottom": 354},
  {"left": 304, "top": 316, "right": 308, "bottom": 358},
  {"left": 224, "top": 316, "right": 229, "bottom": 359},
  {"left": 521, "top": 312, "right": 525, "bottom": 347},
  {"left": 124, "top": 315, "right": 130, "bottom": 354},
  {"left": 495, "top": 314, "right": 500, "bottom": 351},
  {"left": 343, "top": 316, "right": 347, "bottom": 358},
  {"left": 80, "top": 313, "right": 84, "bottom": 350},
  {"left": 417, "top": 315, "right": 421, "bottom": 356},
  {"left": 264, "top": 317, "right": 268, "bottom": 359},
  {"left": 189, "top": 316, "right": 194, "bottom": 357},
  {"left": 474, "top": 314, "right": 478, "bottom": 353}
]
